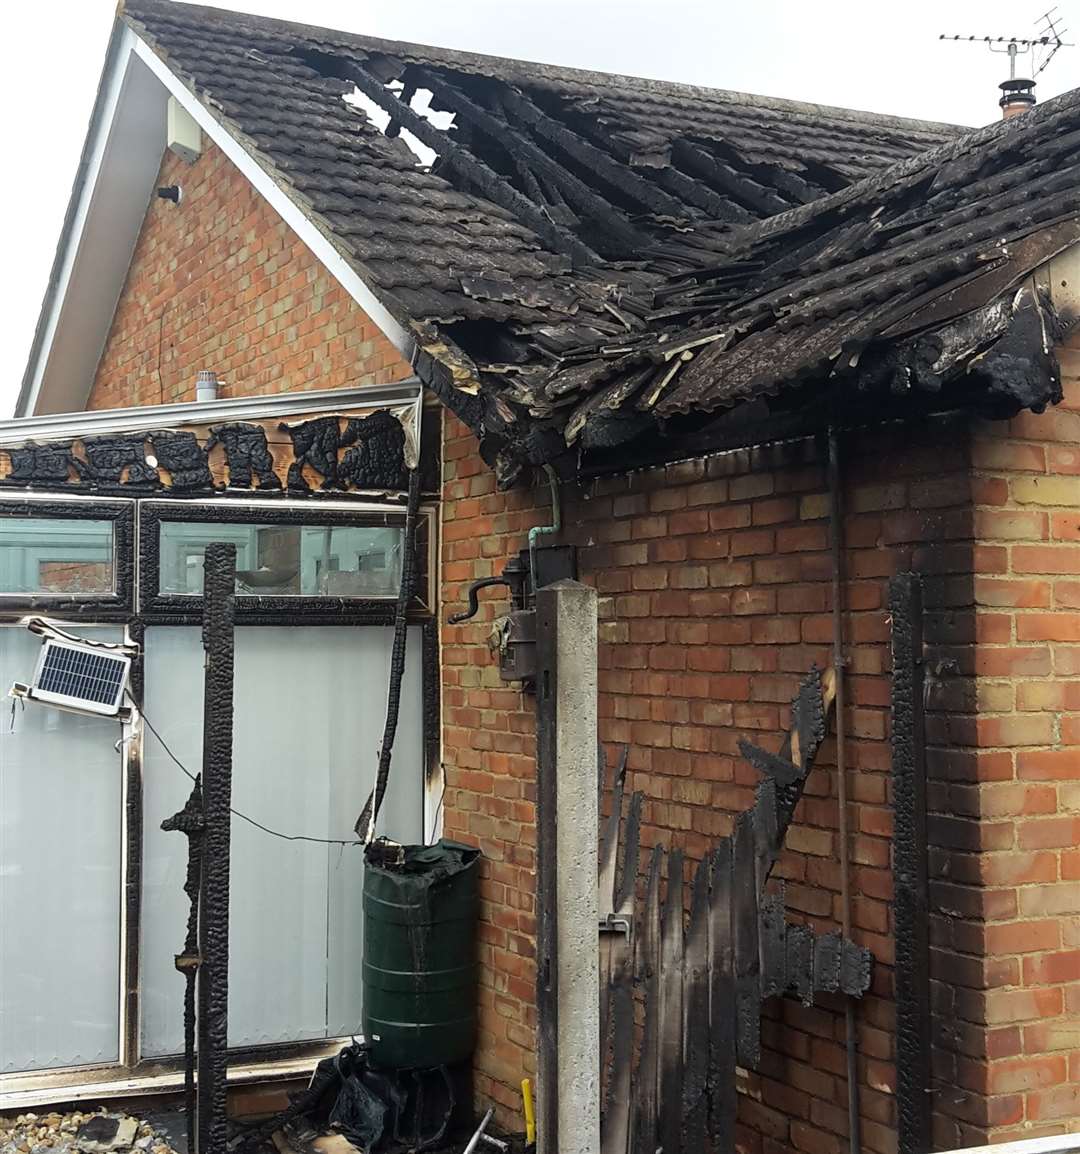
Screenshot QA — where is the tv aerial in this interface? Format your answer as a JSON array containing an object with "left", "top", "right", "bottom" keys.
[{"left": 940, "top": 8, "right": 1072, "bottom": 115}]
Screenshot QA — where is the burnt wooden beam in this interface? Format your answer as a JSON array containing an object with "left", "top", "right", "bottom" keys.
[
  {"left": 300, "top": 50, "right": 597, "bottom": 266},
  {"left": 651, "top": 164, "right": 756, "bottom": 223},
  {"left": 411, "top": 67, "right": 649, "bottom": 256},
  {"left": 890, "top": 573, "right": 932, "bottom": 1154},
  {"left": 671, "top": 138, "right": 793, "bottom": 218},
  {"left": 494, "top": 85, "right": 691, "bottom": 220}
]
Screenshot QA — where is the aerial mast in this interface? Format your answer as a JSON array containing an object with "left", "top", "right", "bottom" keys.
[{"left": 940, "top": 7, "right": 1072, "bottom": 118}]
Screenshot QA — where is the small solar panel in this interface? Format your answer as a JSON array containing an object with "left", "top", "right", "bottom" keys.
[{"left": 30, "top": 640, "right": 131, "bottom": 716}]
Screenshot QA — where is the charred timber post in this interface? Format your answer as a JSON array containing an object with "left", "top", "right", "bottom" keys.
[
  {"left": 197, "top": 542, "right": 237, "bottom": 1154},
  {"left": 160, "top": 778, "right": 205, "bottom": 1154},
  {"left": 535, "top": 579, "right": 600, "bottom": 1154},
  {"left": 890, "top": 573, "right": 932, "bottom": 1154}
]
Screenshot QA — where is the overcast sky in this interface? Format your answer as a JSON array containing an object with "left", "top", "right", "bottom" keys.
[{"left": 2, "top": 0, "right": 1076, "bottom": 417}]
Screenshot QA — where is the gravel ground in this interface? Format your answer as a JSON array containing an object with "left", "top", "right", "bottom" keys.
[{"left": 0, "top": 1111, "right": 181, "bottom": 1154}]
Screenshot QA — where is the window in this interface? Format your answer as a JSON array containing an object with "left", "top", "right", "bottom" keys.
[
  {"left": 0, "top": 517, "right": 114, "bottom": 595},
  {"left": 158, "top": 522, "right": 404, "bottom": 598}
]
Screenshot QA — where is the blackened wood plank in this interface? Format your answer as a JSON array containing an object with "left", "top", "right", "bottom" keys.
[
  {"left": 814, "top": 929, "right": 842, "bottom": 994},
  {"left": 681, "top": 857, "right": 710, "bottom": 1151},
  {"left": 759, "top": 889, "right": 787, "bottom": 999},
  {"left": 658, "top": 850, "right": 685, "bottom": 1154},
  {"left": 602, "top": 790, "right": 641, "bottom": 1154},
  {"left": 732, "top": 811, "right": 760, "bottom": 1069},
  {"left": 598, "top": 755, "right": 626, "bottom": 1060},
  {"left": 633, "top": 847, "right": 663, "bottom": 1154},
  {"left": 786, "top": 922, "right": 815, "bottom": 1006},
  {"left": 890, "top": 572, "right": 932, "bottom": 1154},
  {"left": 707, "top": 840, "right": 736, "bottom": 1154}
]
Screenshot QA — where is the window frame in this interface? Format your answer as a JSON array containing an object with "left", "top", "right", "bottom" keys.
[
  {"left": 0, "top": 497, "right": 135, "bottom": 614},
  {"left": 0, "top": 490, "right": 441, "bottom": 1104},
  {"left": 138, "top": 499, "right": 433, "bottom": 620}
]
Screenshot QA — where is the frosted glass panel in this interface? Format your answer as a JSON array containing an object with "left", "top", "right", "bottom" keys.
[
  {"left": 0, "top": 627, "right": 123, "bottom": 1073},
  {"left": 141, "top": 626, "right": 424, "bottom": 1056}
]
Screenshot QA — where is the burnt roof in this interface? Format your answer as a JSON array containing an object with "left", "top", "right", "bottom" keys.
[
  {"left": 516, "top": 87, "right": 1080, "bottom": 478},
  {"left": 122, "top": 4, "right": 1073, "bottom": 484},
  {"left": 119, "top": 1, "right": 977, "bottom": 475}
]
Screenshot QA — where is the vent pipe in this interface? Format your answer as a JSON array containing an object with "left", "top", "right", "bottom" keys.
[
  {"left": 196, "top": 370, "right": 219, "bottom": 403},
  {"left": 1000, "top": 76, "right": 1036, "bottom": 118}
]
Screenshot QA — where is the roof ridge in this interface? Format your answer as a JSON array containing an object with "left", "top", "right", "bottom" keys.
[{"left": 121, "top": 0, "right": 968, "bottom": 137}]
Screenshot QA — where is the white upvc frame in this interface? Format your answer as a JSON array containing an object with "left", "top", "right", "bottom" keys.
[
  {"left": 0, "top": 488, "right": 439, "bottom": 1107},
  {"left": 20, "top": 23, "right": 415, "bottom": 418},
  {"left": 950, "top": 1138, "right": 1080, "bottom": 1154}
]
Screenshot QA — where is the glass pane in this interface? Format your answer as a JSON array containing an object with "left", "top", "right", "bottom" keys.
[
  {"left": 140, "top": 626, "right": 424, "bottom": 1056},
  {"left": 0, "top": 517, "right": 114, "bottom": 595},
  {"left": 158, "top": 522, "right": 404, "bottom": 597},
  {"left": 0, "top": 627, "right": 123, "bottom": 1073}
]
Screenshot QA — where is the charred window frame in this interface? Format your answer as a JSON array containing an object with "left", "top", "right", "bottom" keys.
[
  {"left": 0, "top": 497, "right": 135, "bottom": 617},
  {"left": 138, "top": 499, "right": 434, "bottom": 621}
]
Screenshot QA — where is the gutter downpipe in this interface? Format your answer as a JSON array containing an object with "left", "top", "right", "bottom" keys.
[
  {"left": 828, "top": 425, "right": 862, "bottom": 1154},
  {"left": 529, "top": 464, "right": 563, "bottom": 585}
]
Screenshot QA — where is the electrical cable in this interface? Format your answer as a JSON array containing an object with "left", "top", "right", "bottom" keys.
[
  {"left": 355, "top": 467, "right": 422, "bottom": 842},
  {"left": 135, "top": 697, "right": 359, "bottom": 848}
]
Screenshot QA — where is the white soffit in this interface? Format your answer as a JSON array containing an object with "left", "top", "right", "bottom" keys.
[
  {"left": 20, "top": 23, "right": 414, "bottom": 418},
  {"left": 20, "top": 27, "right": 167, "bottom": 417}
]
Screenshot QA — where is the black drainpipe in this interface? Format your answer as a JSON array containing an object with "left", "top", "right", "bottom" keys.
[{"left": 828, "top": 426, "right": 862, "bottom": 1154}]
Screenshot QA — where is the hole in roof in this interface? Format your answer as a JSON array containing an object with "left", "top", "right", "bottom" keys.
[{"left": 343, "top": 81, "right": 455, "bottom": 169}]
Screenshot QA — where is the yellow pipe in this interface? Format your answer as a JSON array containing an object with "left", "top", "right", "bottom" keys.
[{"left": 521, "top": 1078, "right": 536, "bottom": 1146}]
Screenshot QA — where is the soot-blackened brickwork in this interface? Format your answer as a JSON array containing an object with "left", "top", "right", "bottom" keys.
[{"left": 441, "top": 410, "right": 985, "bottom": 1149}]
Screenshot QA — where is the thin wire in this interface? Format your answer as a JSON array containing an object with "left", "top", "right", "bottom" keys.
[
  {"left": 427, "top": 784, "right": 445, "bottom": 846},
  {"left": 136, "top": 699, "right": 359, "bottom": 847}
]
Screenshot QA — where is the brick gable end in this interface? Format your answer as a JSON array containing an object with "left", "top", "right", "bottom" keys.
[{"left": 87, "top": 140, "right": 410, "bottom": 411}]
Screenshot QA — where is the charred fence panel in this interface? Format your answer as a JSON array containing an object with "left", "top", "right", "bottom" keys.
[{"left": 598, "top": 667, "right": 874, "bottom": 1154}]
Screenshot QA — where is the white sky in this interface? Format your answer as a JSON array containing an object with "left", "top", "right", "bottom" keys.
[{"left": 1, "top": 0, "right": 1076, "bottom": 417}]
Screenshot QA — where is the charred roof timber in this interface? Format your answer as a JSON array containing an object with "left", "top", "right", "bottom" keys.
[{"left": 121, "top": 2, "right": 1080, "bottom": 485}]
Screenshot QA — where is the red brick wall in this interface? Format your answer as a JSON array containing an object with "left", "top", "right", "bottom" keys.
[
  {"left": 441, "top": 412, "right": 986, "bottom": 1149},
  {"left": 962, "top": 329, "right": 1080, "bottom": 1142},
  {"left": 87, "top": 141, "right": 410, "bottom": 410},
  {"left": 441, "top": 414, "right": 552, "bottom": 1121}
]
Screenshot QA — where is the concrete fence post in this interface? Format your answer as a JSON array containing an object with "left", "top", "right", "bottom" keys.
[{"left": 535, "top": 579, "right": 600, "bottom": 1154}]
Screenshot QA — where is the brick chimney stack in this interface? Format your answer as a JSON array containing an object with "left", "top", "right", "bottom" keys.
[{"left": 999, "top": 76, "right": 1036, "bottom": 118}]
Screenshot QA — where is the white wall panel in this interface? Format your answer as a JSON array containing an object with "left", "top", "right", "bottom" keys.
[
  {"left": 0, "top": 628, "right": 123, "bottom": 1073},
  {"left": 140, "top": 626, "right": 423, "bottom": 1057}
]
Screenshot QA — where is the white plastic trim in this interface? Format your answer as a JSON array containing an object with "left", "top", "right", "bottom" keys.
[
  {"left": 949, "top": 1137, "right": 1080, "bottom": 1154},
  {"left": 21, "top": 26, "right": 141, "bottom": 418},
  {"left": 128, "top": 35, "right": 414, "bottom": 362},
  {"left": 0, "top": 380, "right": 421, "bottom": 446}
]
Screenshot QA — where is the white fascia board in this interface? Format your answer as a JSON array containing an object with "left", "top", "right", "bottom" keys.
[
  {"left": 0, "top": 380, "right": 422, "bottom": 446},
  {"left": 129, "top": 34, "right": 415, "bottom": 364},
  {"left": 949, "top": 1138, "right": 1080, "bottom": 1154},
  {"left": 19, "top": 25, "right": 146, "bottom": 418}
]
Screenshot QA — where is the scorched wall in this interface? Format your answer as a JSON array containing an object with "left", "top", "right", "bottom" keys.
[{"left": 442, "top": 410, "right": 987, "bottom": 1150}]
